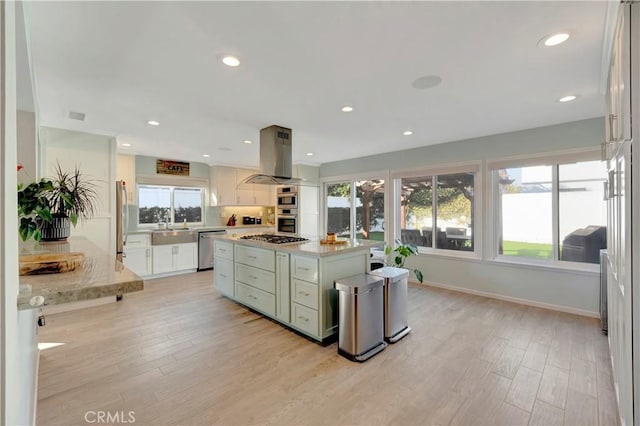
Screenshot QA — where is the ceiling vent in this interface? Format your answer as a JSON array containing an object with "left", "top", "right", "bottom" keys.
[{"left": 68, "top": 111, "right": 86, "bottom": 121}]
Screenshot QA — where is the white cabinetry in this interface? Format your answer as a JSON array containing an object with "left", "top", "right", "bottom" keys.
[
  {"left": 211, "top": 166, "right": 275, "bottom": 206},
  {"left": 123, "top": 234, "right": 151, "bottom": 277},
  {"left": 299, "top": 185, "right": 320, "bottom": 238},
  {"left": 234, "top": 245, "right": 276, "bottom": 316},
  {"left": 275, "top": 252, "right": 290, "bottom": 323},
  {"left": 152, "top": 242, "right": 197, "bottom": 275},
  {"left": 214, "top": 240, "right": 234, "bottom": 296}
]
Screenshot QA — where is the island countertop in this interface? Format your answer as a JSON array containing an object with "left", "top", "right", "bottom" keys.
[
  {"left": 213, "top": 234, "right": 383, "bottom": 257},
  {"left": 18, "top": 237, "right": 144, "bottom": 310}
]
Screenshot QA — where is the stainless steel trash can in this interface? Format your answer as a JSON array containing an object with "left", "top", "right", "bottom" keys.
[
  {"left": 334, "top": 274, "right": 387, "bottom": 362},
  {"left": 370, "top": 267, "right": 411, "bottom": 343}
]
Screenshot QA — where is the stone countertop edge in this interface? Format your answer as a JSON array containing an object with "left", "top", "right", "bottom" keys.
[
  {"left": 17, "top": 237, "right": 144, "bottom": 310},
  {"left": 213, "top": 234, "right": 383, "bottom": 257}
]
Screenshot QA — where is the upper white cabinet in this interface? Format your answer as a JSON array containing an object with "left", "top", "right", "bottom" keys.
[
  {"left": 606, "top": 7, "right": 631, "bottom": 148},
  {"left": 210, "top": 166, "right": 275, "bottom": 206},
  {"left": 116, "top": 154, "right": 136, "bottom": 202}
]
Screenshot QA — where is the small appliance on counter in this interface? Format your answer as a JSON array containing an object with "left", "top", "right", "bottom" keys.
[{"left": 242, "top": 216, "right": 256, "bottom": 225}]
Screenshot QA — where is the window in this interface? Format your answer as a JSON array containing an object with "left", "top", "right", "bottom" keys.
[
  {"left": 138, "top": 184, "right": 204, "bottom": 225},
  {"left": 492, "top": 156, "right": 606, "bottom": 266},
  {"left": 325, "top": 179, "right": 385, "bottom": 241},
  {"left": 398, "top": 171, "right": 476, "bottom": 252}
]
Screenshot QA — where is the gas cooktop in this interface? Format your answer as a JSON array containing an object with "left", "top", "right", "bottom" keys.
[{"left": 239, "top": 234, "right": 309, "bottom": 245}]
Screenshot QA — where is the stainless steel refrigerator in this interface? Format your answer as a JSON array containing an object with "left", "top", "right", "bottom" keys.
[{"left": 116, "top": 180, "right": 129, "bottom": 262}]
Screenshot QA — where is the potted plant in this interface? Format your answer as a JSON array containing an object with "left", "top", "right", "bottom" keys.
[
  {"left": 18, "top": 163, "right": 99, "bottom": 241},
  {"left": 384, "top": 239, "right": 424, "bottom": 283}
]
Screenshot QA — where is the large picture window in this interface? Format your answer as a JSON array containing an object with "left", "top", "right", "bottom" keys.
[
  {"left": 325, "top": 179, "right": 385, "bottom": 241},
  {"left": 492, "top": 156, "right": 606, "bottom": 266},
  {"left": 398, "top": 171, "right": 476, "bottom": 252},
  {"left": 138, "top": 184, "right": 204, "bottom": 225}
]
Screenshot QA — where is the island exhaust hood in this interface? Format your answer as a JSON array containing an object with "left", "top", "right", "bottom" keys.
[{"left": 241, "top": 125, "right": 302, "bottom": 185}]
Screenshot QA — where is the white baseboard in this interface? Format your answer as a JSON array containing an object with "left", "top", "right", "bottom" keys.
[
  {"left": 44, "top": 296, "right": 117, "bottom": 315},
  {"left": 416, "top": 279, "right": 600, "bottom": 318}
]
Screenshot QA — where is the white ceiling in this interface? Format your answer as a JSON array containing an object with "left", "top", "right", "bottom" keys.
[{"left": 24, "top": 1, "right": 608, "bottom": 169}]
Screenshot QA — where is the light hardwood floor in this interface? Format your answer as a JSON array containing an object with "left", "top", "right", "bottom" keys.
[{"left": 37, "top": 271, "right": 619, "bottom": 425}]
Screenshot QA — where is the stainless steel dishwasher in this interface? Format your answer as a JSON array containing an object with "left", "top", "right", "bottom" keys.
[{"left": 198, "top": 230, "right": 227, "bottom": 271}]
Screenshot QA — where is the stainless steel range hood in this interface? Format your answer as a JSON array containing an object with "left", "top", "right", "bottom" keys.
[{"left": 241, "top": 125, "right": 302, "bottom": 185}]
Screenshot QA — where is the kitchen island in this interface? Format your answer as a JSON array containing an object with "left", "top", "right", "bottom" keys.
[
  {"left": 18, "top": 237, "right": 144, "bottom": 310},
  {"left": 213, "top": 235, "right": 382, "bottom": 342}
]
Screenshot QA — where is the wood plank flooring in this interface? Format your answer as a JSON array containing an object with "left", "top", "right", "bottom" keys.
[{"left": 36, "top": 271, "right": 619, "bottom": 425}]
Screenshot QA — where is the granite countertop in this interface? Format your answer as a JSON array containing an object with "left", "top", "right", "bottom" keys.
[
  {"left": 214, "top": 234, "right": 383, "bottom": 257},
  {"left": 130, "top": 224, "right": 275, "bottom": 234},
  {"left": 17, "top": 237, "right": 144, "bottom": 310}
]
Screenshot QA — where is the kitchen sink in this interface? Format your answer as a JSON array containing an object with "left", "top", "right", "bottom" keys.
[{"left": 151, "top": 229, "right": 198, "bottom": 245}]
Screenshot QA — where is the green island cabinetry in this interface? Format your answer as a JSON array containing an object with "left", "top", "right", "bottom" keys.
[{"left": 213, "top": 237, "right": 378, "bottom": 342}]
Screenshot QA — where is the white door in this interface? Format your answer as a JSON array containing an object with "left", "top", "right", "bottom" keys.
[{"left": 607, "top": 140, "right": 633, "bottom": 426}]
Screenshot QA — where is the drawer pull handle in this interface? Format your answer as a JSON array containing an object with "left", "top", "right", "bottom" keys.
[
  {"left": 299, "top": 267, "right": 310, "bottom": 271},
  {"left": 299, "top": 291, "right": 310, "bottom": 297},
  {"left": 248, "top": 255, "right": 257, "bottom": 259},
  {"left": 249, "top": 275, "right": 257, "bottom": 280},
  {"left": 298, "top": 316, "right": 309, "bottom": 322},
  {"left": 219, "top": 273, "right": 227, "bottom": 278},
  {"left": 219, "top": 248, "right": 227, "bottom": 252},
  {"left": 248, "top": 295, "right": 257, "bottom": 300}
]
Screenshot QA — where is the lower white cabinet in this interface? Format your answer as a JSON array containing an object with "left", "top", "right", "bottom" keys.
[
  {"left": 215, "top": 257, "right": 234, "bottom": 296},
  {"left": 152, "top": 243, "right": 197, "bottom": 275},
  {"left": 123, "top": 234, "right": 152, "bottom": 277},
  {"left": 123, "top": 247, "right": 152, "bottom": 277}
]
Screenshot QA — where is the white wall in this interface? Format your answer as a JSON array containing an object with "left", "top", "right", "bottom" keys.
[
  {"left": 320, "top": 118, "right": 604, "bottom": 315},
  {"left": 40, "top": 127, "right": 117, "bottom": 254},
  {"left": 16, "top": 110, "right": 36, "bottom": 185}
]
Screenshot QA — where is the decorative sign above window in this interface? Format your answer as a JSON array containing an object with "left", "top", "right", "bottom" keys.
[{"left": 156, "top": 159, "right": 190, "bottom": 176}]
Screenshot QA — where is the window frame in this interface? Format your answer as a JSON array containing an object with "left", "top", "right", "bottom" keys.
[
  {"left": 322, "top": 172, "right": 389, "bottom": 242},
  {"left": 391, "top": 161, "right": 482, "bottom": 260},
  {"left": 486, "top": 148, "right": 605, "bottom": 273},
  {"left": 137, "top": 183, "right": 206, "bottom": 227}
]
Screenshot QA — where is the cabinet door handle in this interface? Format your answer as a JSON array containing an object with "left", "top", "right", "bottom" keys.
[
  {"left": 298, "top": 291, "right": 310, "bottom": 297},
  {"left": 298, "top": 316, "right": 309, "bottom": 322},
  {"left": 609, "top": 114, "right": 617, "bottom": 142}
]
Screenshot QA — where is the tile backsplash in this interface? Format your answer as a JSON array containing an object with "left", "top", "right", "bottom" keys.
[{"left": 206, "top": 206, "right": 275, "bottom": 226}]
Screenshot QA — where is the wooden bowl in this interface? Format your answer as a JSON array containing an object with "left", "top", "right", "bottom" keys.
[{"left": 19, "top": 252, "right": 85, "bottom": 276}]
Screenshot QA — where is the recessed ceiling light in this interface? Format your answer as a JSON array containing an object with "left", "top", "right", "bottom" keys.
[
  {"left": 147, "top": 120, "right": 160, "bottom": 126},
  {"left": 121, "top": 143, "right": 132, "bottom": 147},
  {"left": 306, "top": 152, "right": 314, "bottom": 156},
  {"left": 403, "top": 131, "right": 413, "bottom": 136},
  {"left": 539, "top": 32, "right": 570, "bottom": 47},
  {"left": 559, "top": 95, "right": 577, "bottom": 102},
  {"left": 341, "top": 106, "right": 354, "bottom": 113},
  {"left": 243, "top": 140, "right": 253, "bottom": 144},
  {"left": 222, "top": 55, "right": 240, "bottom": 67},
  {"left": 202, "top": 154, "right": 210, "bottom": 158}
]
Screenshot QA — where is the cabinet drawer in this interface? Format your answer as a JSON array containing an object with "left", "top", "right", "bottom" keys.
[
  {"left": 292, "top": 279, "right": 318, "bottom": 310},
  {"left": 236, "top": 282, "right": 275, "bottom": 317},
  {"left": 214, "top": 241, "right": 234, "bottom": 261},
  {"left": 235, "top": 264, "right": 275, "bottom": 294},
  {"left": 292, "top": 256, "right": 318, "bottom": 283},
  {"left": 292, "top": 303, "right": 319, "bottom": 337},
  {"left": 214, "top": 258, "right": 234, "bottom": 297},
  {"left": 235, "top": 245, "right": 275, "bottom": 272},
  {"left": 127, "top": 233, "right": 150, "bottom": 247}
]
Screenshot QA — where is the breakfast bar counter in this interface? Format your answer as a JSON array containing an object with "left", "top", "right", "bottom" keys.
[{"left": 17, "top": 237, "right": 144, "bottom": 310}]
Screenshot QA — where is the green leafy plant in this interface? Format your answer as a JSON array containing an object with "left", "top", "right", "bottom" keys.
[
  {"left": 384, "top": 239, "right": 424, "bottom": 283},
  {"left": 17, "top": 163, "right": 99, "bottom": 241}
]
